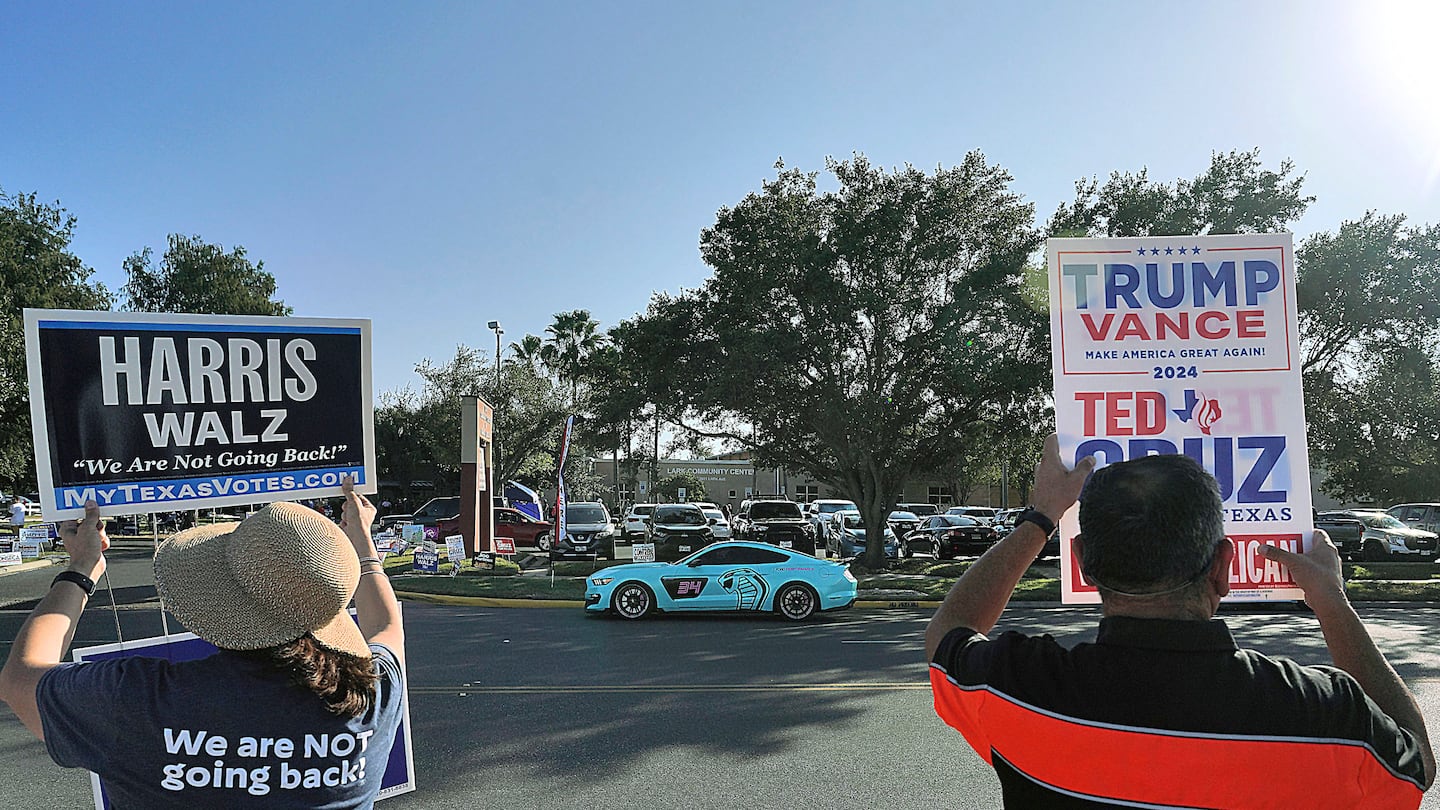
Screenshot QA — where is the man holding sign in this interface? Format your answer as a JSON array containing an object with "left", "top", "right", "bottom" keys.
[
  {"left": 925, "top": 438, "right": 1433, "bottom": 807},
  {"left": 0, "top": 478, "right": 406, "bottom": 808}
]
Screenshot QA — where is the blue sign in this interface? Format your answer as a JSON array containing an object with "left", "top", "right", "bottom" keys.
[
  {"left": 72, "top": 614, "right": 415, "bottom": 807},
  {"left": 412, "top": 547, "right": 439, "bottom": 574}
]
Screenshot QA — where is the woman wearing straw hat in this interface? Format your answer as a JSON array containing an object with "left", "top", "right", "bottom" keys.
[{"left": 0, "top": 477, "right": 405, "bottom": 809}]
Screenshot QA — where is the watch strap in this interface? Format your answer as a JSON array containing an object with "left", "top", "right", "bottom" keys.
[
  {"left": 52, "top": 570, "right": 96, "bottom": 597},
  {"left": 1015, "top": 507, "right": 1056, "bottom": 537}
]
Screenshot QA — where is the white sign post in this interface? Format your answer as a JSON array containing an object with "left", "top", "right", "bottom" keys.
[{"left": 1047, "top": 234, "right": 1312, "bottom": 604}]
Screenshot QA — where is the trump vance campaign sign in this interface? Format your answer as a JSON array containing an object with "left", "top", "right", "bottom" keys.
[
  {"left": 24, "top": 310, "right": 376, "bottom": 519},
  {"left": 1047, "top": 234, "right": 1314, "bottom": 604}
]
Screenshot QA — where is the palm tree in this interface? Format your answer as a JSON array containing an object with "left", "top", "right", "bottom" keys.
[
  {"left": 509, "top": 333, "right": 546, "bottom": 372},
  {"left": 542, "top": 309, "right": 605, "bottom": 407}
]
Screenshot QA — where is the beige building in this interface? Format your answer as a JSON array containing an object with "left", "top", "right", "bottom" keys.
[{"left": 587, "top": 454, "right": 1008, "bottom": 515}]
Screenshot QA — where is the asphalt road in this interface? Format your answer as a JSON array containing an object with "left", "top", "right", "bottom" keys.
[{"left": 1, "top": 565, "right": 1439, "bottom": 808}]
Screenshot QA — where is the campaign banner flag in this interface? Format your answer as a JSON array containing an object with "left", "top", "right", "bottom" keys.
[
  {"left": 552, "top": 415, "right": 574, "bottom": 545},
  {"left": 1047, "top": 234, "right": 1313, "bottom": 604},
  {"left": 73, "top": 608, "right": 415, "bottom": 808},
  {"left": 24, "top": 310, "right": 376, "bottom": 519}
]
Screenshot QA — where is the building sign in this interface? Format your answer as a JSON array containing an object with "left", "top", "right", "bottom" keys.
[
  {"left": 24, "top": 310, "right": 375, "bottom": 519},
  {"left": 1047, "top": 234, "right": 1312, "bottom": 604}
]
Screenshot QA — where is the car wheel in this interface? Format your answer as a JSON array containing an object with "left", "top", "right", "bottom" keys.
[
  {"left": 536, "top": 532, "right": 552, "bottom": 552},
  {"left": 611, "top": 582, "right": 654, "bottom": 619},
  {"left": 1362, "top": 540, "right": 1388, "bottom": 563},
  {"left": 775, "top": 583, "right": 818, "bottom": 621}
]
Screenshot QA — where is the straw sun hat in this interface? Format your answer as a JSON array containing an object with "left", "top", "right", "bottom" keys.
[{"left": 154, "top": 502, "right": 369, "bottom": 659}]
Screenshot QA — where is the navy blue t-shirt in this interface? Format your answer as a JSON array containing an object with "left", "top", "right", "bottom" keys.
[{"left": 37, "top": 643, "right": 404, "bottom": 809}]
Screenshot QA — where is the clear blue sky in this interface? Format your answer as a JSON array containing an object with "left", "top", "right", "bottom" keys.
[{"left": 4, "top": 1, "right": 1437, "bottom": 395}]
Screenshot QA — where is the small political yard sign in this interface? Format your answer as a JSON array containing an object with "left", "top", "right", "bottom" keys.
[
  {"left": 493, "top": 536, "right": 515, "bottom": 555},
  {"left": 473, "top": 551, "right": 495, "bottom": 569},
  {"left": 73, "top": 611, "right": 415, "bottom": 808},
  {"left": 0, "top": 540, "right": 20, "bottom": 567},
  {"left": 24, "top": 310, "right": 376, "bottom": 520},
  {"left": 400, "top": 524, "right": 424, "bottom": 546},
  {"left": 1047, "top": 234, "right": 1312, "bottom": 604},
  {"left": 19, "top": 526, "right": 50, "bottom": 558},
  {"left": 413, "top": 541, "right": 439, "bottom": 574},
  {"left": 632, "top": 543, "right": 656, "bottom": 563},
  {"left": 444, "top": 534, "right": 465, "bottom": 565}
]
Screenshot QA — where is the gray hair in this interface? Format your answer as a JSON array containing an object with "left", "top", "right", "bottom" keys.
[{"left": 1078, "top": 454, "right": 1226, "bottom": 593}]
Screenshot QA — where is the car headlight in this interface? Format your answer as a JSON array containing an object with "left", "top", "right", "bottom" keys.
[{"left": 590, "top": 577, "right": 614, "bottom": 586}]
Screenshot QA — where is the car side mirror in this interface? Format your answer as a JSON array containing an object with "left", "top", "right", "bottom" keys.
[{"left": 708, "top": 517, "right": 718, "bottom": 525}]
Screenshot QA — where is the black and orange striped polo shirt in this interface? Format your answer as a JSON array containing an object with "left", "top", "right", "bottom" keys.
[{"left": 930, "top": 617, "right": 1426, "bottom": 808}]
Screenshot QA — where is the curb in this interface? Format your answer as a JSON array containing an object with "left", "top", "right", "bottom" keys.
[
  {"left": 0, "top": 556, "right": 68, "bottom": 578},
  {"left": 393, "top": 591, "right": 943, "bottom": 610},
  {"left": 394, "top": 591, "right": 584, "bottom": 608}
]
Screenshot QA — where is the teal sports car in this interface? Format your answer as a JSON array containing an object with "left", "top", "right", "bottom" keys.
[{"left": 585, "top": 541, "right": 858, "bottom": 621}]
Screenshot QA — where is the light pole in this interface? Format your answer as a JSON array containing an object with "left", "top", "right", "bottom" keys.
[
  {"left": 487, "top": 320, "right": 503, "bottom": 502},
  {"left": 486, "top": 320, "right": 503, "bottom": 381}
]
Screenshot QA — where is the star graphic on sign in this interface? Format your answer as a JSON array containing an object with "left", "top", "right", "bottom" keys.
[
  {"left": 1193, "top": 246, "right": 1201, "bottom": 254},
  {"left": 1136, "top": 247, "right": 1147, "bottom": 255},
  {"left": 1164, "top": 246, "right": 1174, "bottom": 255},
  {"left": 1177, "top": 246, "right": 1188, "bottom": 255},
  {"left": 1149, "top": 247, "right": 1161, "bottom": 255}
]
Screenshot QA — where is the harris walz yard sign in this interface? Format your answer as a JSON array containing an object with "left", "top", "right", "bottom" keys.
[{"left": 25, "top": 310, "right": 376, "bottom": 519}]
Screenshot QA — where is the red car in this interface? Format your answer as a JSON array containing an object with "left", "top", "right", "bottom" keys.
[{"left": 437, "top": 507, "right": 553, "bottom": 551}]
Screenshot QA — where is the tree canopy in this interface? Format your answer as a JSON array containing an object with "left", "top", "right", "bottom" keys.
[
  {"left": 620, "top": 153, "right": 1049, "bottom": 566},
  {"left": 122, "top": 234, "right": 291, "bottom": 315},
  {"left": 0, "top": 189, "right": 112, "bottom": 489}
]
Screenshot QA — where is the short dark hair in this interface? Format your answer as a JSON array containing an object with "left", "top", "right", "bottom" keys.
[
  {"left": 1078, "top": 454, "right": 1225, "bottom": 593},
  {"left": 237, "top": 634, "right": 378, "bottom": 718}
]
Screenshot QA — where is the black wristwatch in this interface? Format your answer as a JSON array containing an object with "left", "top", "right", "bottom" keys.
[
  {"left": 52, "top": 570, "right": 96, "bottom": 597},
  {"left": 1014, "top": 507, "right": 1056, "bottom": 537}
]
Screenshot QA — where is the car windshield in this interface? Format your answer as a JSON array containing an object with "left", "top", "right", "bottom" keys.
[
  {"left": 818, "top": 502, "right": 857, "bottom": 514},
  {"left": 841, "top": 513, "right": 866, "bottom": 529},
  {"left": 567, "top": 505, "right": 607, "bottom": 523},
  {"left": 751, "top": 502, "right": 801, "bottom": 519},
  {"left": 942, "top": 515, "right": 980, "bottom": 527},
  {"left": 654, "top": 506, "right": 705, "bottom": 525},
  {"left": 702, "top": 509, "right": 726, "bottom": 522},
  {"left": 631, "top": 504, "right": 655, "bottom": 516},
  {"left": 889, "top": 511, "right": 918, "bottom": 521},
  {"left": 1362, "top": 514, "right": 1407, "bottom": 529}
]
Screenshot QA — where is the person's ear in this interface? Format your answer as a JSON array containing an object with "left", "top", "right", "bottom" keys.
[
  {"left": 1208, "top": 539, "right": 1234, "bottom": 598},
  {"left": 1072, "top": 535, "right": 1092, "bottom": 583}
]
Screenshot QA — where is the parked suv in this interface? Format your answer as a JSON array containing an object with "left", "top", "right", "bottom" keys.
[
  {"left": 733, "top": 499, "right": 815, "bottom": 554},
  {"left": 644, "top": 503, "right": 716, "bottom": 561},
  {"left": 896, "top": 503, "right": 939, "bottom": 518},
  {"left": 552, "top": 501, "right": 617, "bottom": 559},
  {"left": 1320, "top": 509, "right": 1438, "bottom": 562},
  {"left": 623, "top": 503, "right": 659, "bottom": 542},
  {"left": 805, "top": 499, "right": 858, "bottom": 539},
  {"left": 1387, "top": 503, "right": 1440, "bottom": 537}
]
